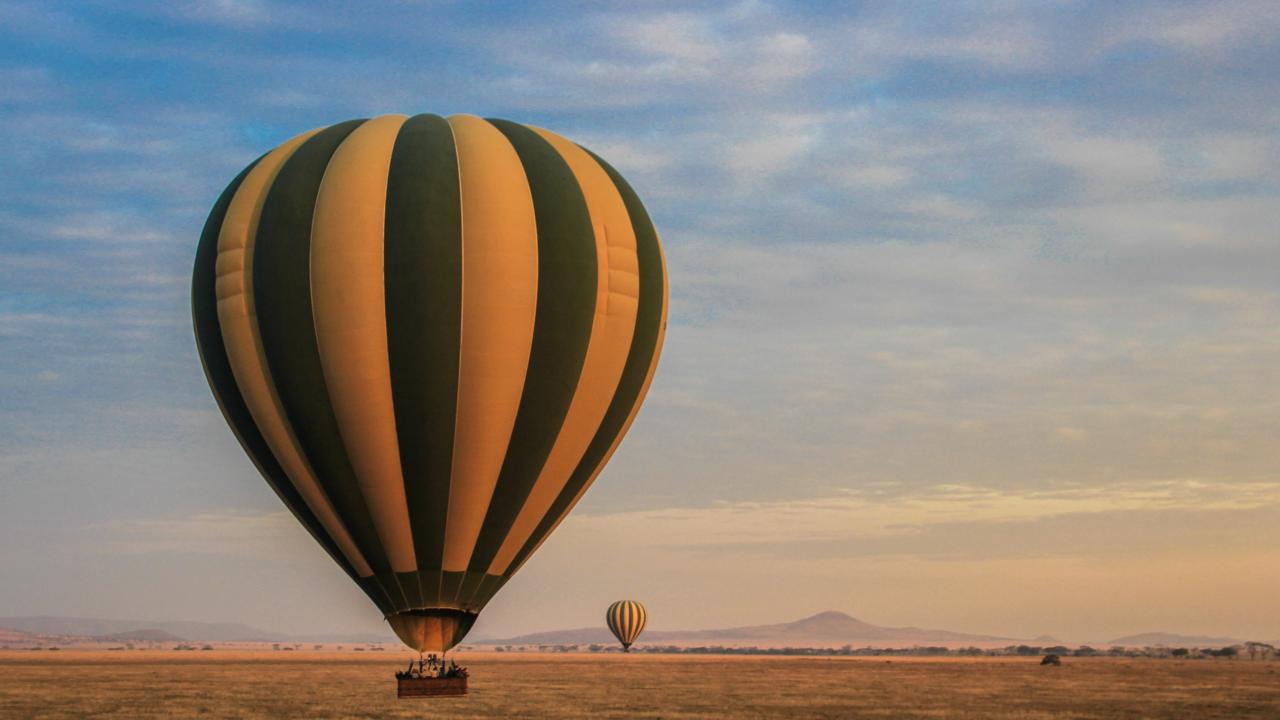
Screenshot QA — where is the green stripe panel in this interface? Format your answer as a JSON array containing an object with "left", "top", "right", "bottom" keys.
[
  {"left": 355, "top": 576, "right": 394, "bottom": 616},
  {"left": 439, "top": 571, "right": 466, "bottom": 608},
  {"left": 455, "top": 570, "right": 486, "bottom": 609},
  {"left": 250, "top": 119, "right": 409, "bottom": 611},
  {"left": 192, "top": 156, "right": 362, "bottom": 586},
  {"left": 463, "top": 118, "right": 598, "bottom": 578},
  {"left": 396, "top": 571, "right": 424, "bottom": 608},
  {"left": 506, "top": 147, "right": 665, "bottom": 576},
  {"left": 467, "top": 574, "right": 508, "bottom": 612},
  {"left": 383, "top": 113, "right": 462, "bottom": 592},
  {"left": 419, "top": 571, "right": 442, "bottom": 609}
]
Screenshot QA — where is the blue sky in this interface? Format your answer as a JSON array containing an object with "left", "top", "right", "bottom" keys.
[{"left": 2, "top": 1, "right": 1278, "bottom": 643}]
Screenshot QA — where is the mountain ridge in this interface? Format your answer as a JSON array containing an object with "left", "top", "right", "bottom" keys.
[
  {"left": 1106, "top": 632, "right": 1247, "bottom": 647},
  {"left": 2, "top": 613, "right": 1265, "bottom": 649},
  {"left": 0, "top": 616, "right": 395, "bottom": 644},
  {"left": 480, "top": 610, "right": 1022, "bottom": 648}
]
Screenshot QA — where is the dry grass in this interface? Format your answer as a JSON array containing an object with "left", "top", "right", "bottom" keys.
[{"left": 1, "top": 650, "right": 1277, "bottom": 719}]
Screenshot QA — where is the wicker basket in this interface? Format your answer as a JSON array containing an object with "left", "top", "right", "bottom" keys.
[{"left": 396, "top": 675, "right": 468, "bottom": 698}]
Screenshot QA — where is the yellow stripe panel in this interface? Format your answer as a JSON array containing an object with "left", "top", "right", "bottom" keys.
[
  {"left": 310, "top": 114, "right": 418, "bottom": 573},
  {"left": 441, "top": 114, "right": 539, "bottom": 572},
  {"left": 508, "top": 239, "right": 667, "bottom": 577},
  {"left": 604, "top": 233, "right": 669, "bottom": 484},
  {"left": 214, "top": 128, "right": 373, "bottom": 577},
  {"left": 487, "top": 127, "right": 640, "bottom": 575}
]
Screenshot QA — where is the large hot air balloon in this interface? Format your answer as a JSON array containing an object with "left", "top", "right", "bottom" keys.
[
  {"left": 192, "top": 113, "right": 667, "bottom": 655},
  {"left": 606, "top": 600, "right": 647, "bottom": 651}
]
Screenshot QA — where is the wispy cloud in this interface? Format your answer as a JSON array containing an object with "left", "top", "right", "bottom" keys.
[
  {"left": 89, "top": 511, "right": 311, "bottom": 558},
  {"left": 567, "top": 480, "right": 1280, "bottom": 555},
  {"left": 1102, "top": 0, "right": 1280, "bottom": 52}
]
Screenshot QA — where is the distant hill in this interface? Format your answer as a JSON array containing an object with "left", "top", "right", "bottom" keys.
[
  {"left": 1108, "top": 632, "right": 1245, "bottom": 647},
  {"left": 0, "top": 617, "right": 277, "bottom": 642},
  {"left": 482, "top": 611, "right": 1020, "bottom": 649},
  {"left": 3, "top": 614, "right": 1264, "bottom": 651},
  {"left": 0, "top": 626, "right": 84, "bottom": 647},
  {"left": 94, "top": 629, "right": 186, "bottom": 643},
  {"left": 0, "top": 617, "right": 395, "bottom": 644},
  {"left": 0, "top": 627, "right": 43, "bottom": 644}
]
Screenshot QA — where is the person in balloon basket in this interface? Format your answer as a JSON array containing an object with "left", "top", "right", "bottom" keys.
[{"left": 398, "top": 654, "right": 468, "bottom": 680}]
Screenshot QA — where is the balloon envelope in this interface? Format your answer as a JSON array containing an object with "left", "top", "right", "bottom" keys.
[
  {"left": 192, "top": 113, "right": 667, "bottom": 652},
  {"left": 606, "top": 600, "right": 647, "bottom": 650}
]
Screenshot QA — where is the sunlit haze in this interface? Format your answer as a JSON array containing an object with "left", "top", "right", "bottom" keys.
[{"left": 1, "top": 1, "right": 1277, "bottom": 645}]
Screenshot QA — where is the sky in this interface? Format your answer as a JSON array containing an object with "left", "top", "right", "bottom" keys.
[{"left": 1, "top": 0, "right": 1278, "bottom": 644}]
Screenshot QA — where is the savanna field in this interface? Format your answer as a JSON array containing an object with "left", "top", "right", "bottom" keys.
[{"left": 1, "top": 651, "right": 1277, "bottom": 719}]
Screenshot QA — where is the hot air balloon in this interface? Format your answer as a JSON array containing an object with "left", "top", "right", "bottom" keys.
[
  {"left": 192, "top": 113, "right": 667, "bottom": 656},
  {"left": 606, "top": 600, "right": 647, "bottom": 652}
]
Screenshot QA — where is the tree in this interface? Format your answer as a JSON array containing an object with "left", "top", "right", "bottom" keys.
[{"left": 1245, "top": 642, "right": 1276, "bottom": 660}]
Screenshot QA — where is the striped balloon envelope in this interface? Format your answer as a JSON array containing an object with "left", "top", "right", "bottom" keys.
[
  {"left": 606, "top": 600, "right": 647, "bottom": 651},
  {"left": 192, "top": 113, "right": 667, "bottom": 653}
]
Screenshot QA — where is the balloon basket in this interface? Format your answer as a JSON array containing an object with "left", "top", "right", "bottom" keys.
[{"left": 397, "top": 675, "right": 468, "bottom": 698}]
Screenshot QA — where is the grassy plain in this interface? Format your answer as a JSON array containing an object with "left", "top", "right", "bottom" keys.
[{"left": 0, "top": 650, "right": 1276, "bottom": 719}]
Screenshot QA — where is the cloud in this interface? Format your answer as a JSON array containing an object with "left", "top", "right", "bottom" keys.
[
  {"left": 183, "top": 0, "right": 271, "bottom": 28},
  {"left": 566, "top": 480, "right": 1280, "bottom": 554},
  {"left": 845, "top": 13, "right": 1051, "bottom": 71},
  {"left": 612, "top": 12, "right": 723, "bottom": 67},
  {"left": 1037, "top": 131, "right": 1166, "bottom": 196},
  {"left": 1103, "top": 0, "right": 1280, "bottom": 52},
  {"left": 34, "top": 211, "right": 173, "bottom": 244},
  {"left": 473, "top": 3, "right": 822, "bottom": 112},
  {"left": 723, "top": 112, "right": 823, "bottom": 180},
  {"left": 497, "top": 478, "right": 1280, "bottom": 640},
  {"left": 89, "top": 511, "right": 312, "bottom": 558}
]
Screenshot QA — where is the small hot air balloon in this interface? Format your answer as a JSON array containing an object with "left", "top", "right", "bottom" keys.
[
  {"left": 606, "top": 600, "right": 647, "bottom": 652},
  {"left": 192, "top": 113, "right": 667, "bottom": 656}
]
